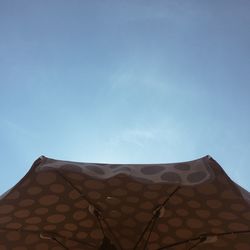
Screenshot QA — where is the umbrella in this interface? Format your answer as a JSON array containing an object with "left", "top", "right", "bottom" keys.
[{"left": 0, "top": 155, "right": 249, "bottom": 250}]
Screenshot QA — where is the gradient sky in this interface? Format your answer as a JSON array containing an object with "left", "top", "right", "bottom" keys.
[{"left": 0, "top": 0, "right": 250, "bottom": 195}]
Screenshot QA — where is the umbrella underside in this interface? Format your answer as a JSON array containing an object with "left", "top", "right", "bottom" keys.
[{"left": 0, "top": 156, "right": 249, "bottom": 250}]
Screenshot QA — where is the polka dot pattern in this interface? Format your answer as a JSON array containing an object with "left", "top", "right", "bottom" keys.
[{"left": 0, "top": 155, "right": 249, "bottom": 249}]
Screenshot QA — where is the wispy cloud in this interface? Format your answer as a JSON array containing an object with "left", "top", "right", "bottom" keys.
[
  {"left": 113, "top": 128, "right": 156, "bottom": 148},
  {"left": 109, "top": 65, "right": 167, "bottom": 92},
  {"left": 105, "top": 122, "right": 198, "bottom": 161}
]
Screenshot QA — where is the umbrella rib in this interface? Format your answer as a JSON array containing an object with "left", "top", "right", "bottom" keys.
[
  {"left": 133, "top": 185, "right": 181, "bottom": 250},
  {"left": 50, "top": 236, "right": 69, "bottom": 249},
  {"left": 56, "top": 170, "right": 123, "bottom": 250},
  {"left": 89, "top": 206, "right": 122, "bottom": 250},
  {"left": 161, "top": 186, "right": 181, "bottom": 207},
  {"left": 142, "top": 215, "right": 158, "bottom": 250},
  {"left": 0, "top": 227, "right": 97, "bottom": 248},
  {"left": 187, "top": 236, "right": 206, "bottom": 250},
  {"left": 101, "top": 217, "right": 123, "bottom": 250},
  {"left": 156, "top": 230, "right": 250, "bottom": 250},
  {"left": 55, "top": 170, "right": 92, "bottom": 204}
]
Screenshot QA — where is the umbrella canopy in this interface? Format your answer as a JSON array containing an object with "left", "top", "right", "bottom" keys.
[{"left": 0, "top": 155, "right": 249, "bottom": 250}]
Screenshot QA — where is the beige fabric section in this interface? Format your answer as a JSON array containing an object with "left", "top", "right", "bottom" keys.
[{"left": 37, "top": 156, "right": 213, "bottom": 185}]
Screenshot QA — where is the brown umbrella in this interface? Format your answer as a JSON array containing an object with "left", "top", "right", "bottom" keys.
[{"left": 0, "top": 155, "right": 249, "bottom": 250}]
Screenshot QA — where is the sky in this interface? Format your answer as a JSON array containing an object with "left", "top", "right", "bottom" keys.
[{"left": 0, "top": 0, "right": 250, "bottom": 195}]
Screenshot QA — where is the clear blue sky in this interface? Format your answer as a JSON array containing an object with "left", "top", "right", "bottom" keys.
[{"left": 1, "top": 0, "right": 250, "bottom": 194}]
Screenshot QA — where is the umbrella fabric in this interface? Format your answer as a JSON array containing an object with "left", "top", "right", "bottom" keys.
[{"left": 0, "top": 155, "right": 249, "bottom": 250}]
